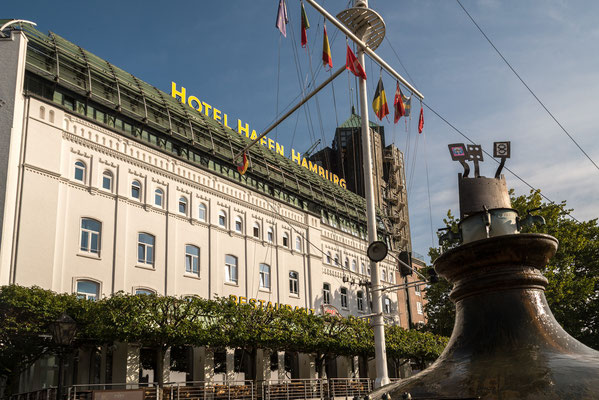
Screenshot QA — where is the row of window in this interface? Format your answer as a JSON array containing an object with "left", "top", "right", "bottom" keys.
[
  {"left": 76, "top": 277, "right": 418, "bottom": 316},
  {"left": 75, "top": 280, "right": 157, "bottom": 300},
  {"left": 80, "top": 218, "right": 301, "bottom": 292},
  {"left": 322, "top": 283, "right": 378, "bottom": 312},
  {"left": 75, "top": 162, "right": 304, "bottom": 250},
  {"left": 324, "top": 251, "right": 395, "bottom": 283}
]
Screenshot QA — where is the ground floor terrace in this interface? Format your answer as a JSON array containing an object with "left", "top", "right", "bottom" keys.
[{"left": 13, "top": 345, "right": 416, "bottom": 399}]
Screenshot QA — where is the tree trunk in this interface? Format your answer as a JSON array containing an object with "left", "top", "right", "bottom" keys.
[{"left": 155, "top": 346, "right": 169, "bottom": 387}]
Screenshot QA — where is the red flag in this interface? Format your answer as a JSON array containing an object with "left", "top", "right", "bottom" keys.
[
  {"left": 418, "top": 106, "right": 424, "bottom": 133},
  {"left": 322, "top": 25, "right": 332, "bottom": 70},
  {"left": 345, "top": 45, "right": 367, "bottom": 80},
  {"left": 393, "top": 81, "right": 405, "bottom": 123},
  {"left": 237, "top": 152, "right": 249, "bottom": 175}
]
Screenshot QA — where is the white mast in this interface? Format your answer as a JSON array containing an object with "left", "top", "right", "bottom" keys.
[{"left": 304, "top": 0, "right": 423, "bottom": 388}]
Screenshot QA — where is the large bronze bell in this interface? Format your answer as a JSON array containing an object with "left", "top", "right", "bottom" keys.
[{"left": 370, "top": 148, "right": 599, "bottom": 399}]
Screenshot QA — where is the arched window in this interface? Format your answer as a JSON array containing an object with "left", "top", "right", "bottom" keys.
[
  {"left": 137, "top": 233, "right": 155, "bottom": 266},
  {"left": 198, "top": 203, "right": 207, "bottom": 222},
  {"left": 225, "top": 254, "right": 238, "bottom": 283},
  {"left": 267, "top": 227, "right": 274, "bottom": 243},
  {"left": 102, "top": 171, "right": 113, "bottom": 191},
  {"left": 289, "top": 271, "right": 299, "bottom": 295},
  {"left": 361, "top": 262, "right": 366, "bottom": 275},
  {"left": 76, "top": 280, "right": 100, "bottom": 301},
  {"left": 334, "top": 254, "right": 340, "bottom": 266},
  {"left": 80, "top": 218, "right": 101, "bottom": 255},
  {"left": 340, "top": 287, "right": 348, "bottom": 308},
  {"left": 131, "top": 180, "right": 142, "bottom": 200},
  {"left": 218, "top": 210, "right": 227, "bottom": 228},
  {"left": 326, "top": 252, "right": 332, "bottom": 264},
  {"left": 390, "top": 272, "right": 395, "bottom": 284},
  {"left": 179, "top": 197, "right": 188, "bottom": 215},
  {"left": 295, "top": 236, "right": 302, "bottom": 252},
  {"left": 49, "top": 110, "right": 55, "bottom": 123},
  {"left": 344, "top": 257, "right": 349, "bottom": 269},
  {"left": 282, "top": 232, "right": 289, "bottom": 248},
  {"left": 351, "top": 260, "right": 357, "bottom": 272},
  {"left": 323, "top": 283, "right": 331, "bottom": 305},
  {"left": 357, "top": 291, "right": 364, "bottom": 311},
  {"left": 384, "top": 298, "right": 392, "bottom": 314},
  {"left": 382, "top": 269, "right": 387, "bottom": 282},
  {"left": 259, "top": 263, "right": 271, "bottom": 289},
  {"left": 154, "top": 188, "right": 164, "bottom": 207},
  {"left": 135, "top": 288, "right": 156, "bottom": 295},
  {"left": 39, "top": 106, "right": 45, "bottom": 119},
  {"left": 253, "top": 222, "right": 260, "bottom": 238},
  {"left": 74, "top": 161, "right": 86, "bottom": 183},
  {"left": 234, "top": 216, "right": 243, "bottom": 233},
  {"left": 185, "top": 245, "right": 200, "bottom": 275}
]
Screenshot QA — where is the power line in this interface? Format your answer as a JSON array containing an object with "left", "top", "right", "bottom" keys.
[
  {"left": 422, "top": 100, "right": 581, "bottom": 223},
  {"left": 456, "top": 0, "right": 599, "bottom": 175}
]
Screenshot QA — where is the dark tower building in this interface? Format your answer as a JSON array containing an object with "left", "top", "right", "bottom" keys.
[{"left": 310, "top": 110, "right": 410, "bottom": 252}]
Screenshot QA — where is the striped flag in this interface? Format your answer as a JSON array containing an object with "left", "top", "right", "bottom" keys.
[
  {"left": 345, "top": 45, "right": 366, "bottom": 80},
  {"left": 237, "top": 152, "right": 249, "bottom": 175},
  {"left": 418, "top": 106, "right": 424, "bottom": 133},
  {"left": 275, "top": 0, "right": 288, "bottom": 37},
  {"left": 322, "top": 25, "right": 332, "bottom": 70},
  {"left": 372, "top": 78, "right": 389, "bottom": 120},
  {"left": 301, "top": 2, "right": 310, "bottom": 47}
]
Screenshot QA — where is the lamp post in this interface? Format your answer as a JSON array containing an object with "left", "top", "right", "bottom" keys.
[{"left": 49, "top": 313, "right": 77, "bottom": 400}]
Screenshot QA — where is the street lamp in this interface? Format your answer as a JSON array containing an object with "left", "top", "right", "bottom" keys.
[{"left": 49, "top": 313, "right": 77, "bottom": 400}]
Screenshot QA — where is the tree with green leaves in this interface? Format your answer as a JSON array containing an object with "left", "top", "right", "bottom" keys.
[
  {"left": 425, "top": 190, "right": 599, "bottom": 349},
  {"left": 0, "top": 286, "right": 449, "bottom": 392}
]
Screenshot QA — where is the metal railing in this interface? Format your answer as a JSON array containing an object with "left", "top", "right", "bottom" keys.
[
  {"left": 67, "top": 383, "right": 160, "bottom": 400},
  {"left": 6, "top": 389, "right": 57, "bottom": 400},
  {"left": 7, "top": 379, "right": 376, "bottom": 400}
]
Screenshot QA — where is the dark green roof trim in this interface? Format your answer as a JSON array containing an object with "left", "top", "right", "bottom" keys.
[
  {"left": 339, "top": 112, "right": 381, "bottom": 129},
  {"left": 13, "top": 24, "right": 391, "bottom": 236}
]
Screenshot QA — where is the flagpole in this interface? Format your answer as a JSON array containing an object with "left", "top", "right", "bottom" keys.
[
  {"left": 354, "top": 3, "right": 390, "bottom": 387},
  {"left": 304, "top": 0, "right": 423, "bottom": 101},
  {"left": 233, "top": 66, "right": 345, "bottom": 162}
]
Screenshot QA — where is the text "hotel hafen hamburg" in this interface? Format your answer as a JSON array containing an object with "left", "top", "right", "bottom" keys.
[{"left": 172, "top": 82, "right": 347, "bottom": 189}]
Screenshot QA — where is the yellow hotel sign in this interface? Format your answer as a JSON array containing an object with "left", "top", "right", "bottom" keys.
[{"left": 172, "top": 82, "right": 346, "bottom": 189}]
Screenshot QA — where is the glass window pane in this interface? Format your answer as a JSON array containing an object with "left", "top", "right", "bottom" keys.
[
  {"left": 81, "top": 231, "right": 89, "bottom": 252},
  {"left": 77, "top": 280, "right": 98, "bottom": 295},
  {"left": 90, "top": 233, "right": 99, "bottom": 253},
  {"left": 138, "top": 244, "right": 145, "bottom": 262},
  {"left": 147, "top": 246, "right": 153, "bottom": 263},
  {"left": 102, "top": 174, "right": 112, "bottom": 190},
  {"left": 82, "top": 219, "right": 101, "bottom": 231}
]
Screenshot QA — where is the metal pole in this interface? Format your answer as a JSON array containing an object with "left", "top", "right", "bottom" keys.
[
  {"left": 57, "top": 354, "right": 63, "bottom": 400},
  {"left": 303, "top": 0, "right": 424, "bottom": 101},
  {"left": 233, "top": 66, "right": 345, "bottom": 161},
  {"left": 355, "top": 7, "right": 390, "bottom": 387}
]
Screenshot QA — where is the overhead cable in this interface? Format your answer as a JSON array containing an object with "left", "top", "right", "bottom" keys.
[{"left": 456, "top": 0, "right": 599, "bottom": 174}]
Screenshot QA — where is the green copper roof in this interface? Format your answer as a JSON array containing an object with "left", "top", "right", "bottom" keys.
[
  {"left": 10, "top": 23, "right": 387, "bottom": 230},
  {"left": 339, "top": 112, "right": 382, "bottom": 129}
]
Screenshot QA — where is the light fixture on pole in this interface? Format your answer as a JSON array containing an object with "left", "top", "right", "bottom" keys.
[
  {"left": 49, "top": 313, "right": 77, "bottom": 400},
  {"left": 367, "top": 241, "right": 388, "bottom": 263}
]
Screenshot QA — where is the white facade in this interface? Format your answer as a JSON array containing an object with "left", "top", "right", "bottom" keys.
[
  {"left": 0, "top": 29, "right": 408, "bottom": 387},
  {"left": 3, "top": 95, "right": 399, "bottom": 317}
]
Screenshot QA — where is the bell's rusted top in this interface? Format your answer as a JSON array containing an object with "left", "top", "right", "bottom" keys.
[
  {"left": 458, "top": 174, "right": 512, "bottom": 219},
  {"left": 369, "top": 233, "right": 599, "bottom": 399}
]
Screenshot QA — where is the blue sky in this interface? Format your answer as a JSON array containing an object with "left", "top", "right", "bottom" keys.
[{"left": 5, "top": 0, "right": 599, "bottom": 259}]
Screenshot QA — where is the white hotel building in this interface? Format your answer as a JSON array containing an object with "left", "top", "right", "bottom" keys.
[{"left": 0, "top": 23, "right": 411, "bottom": 388}]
